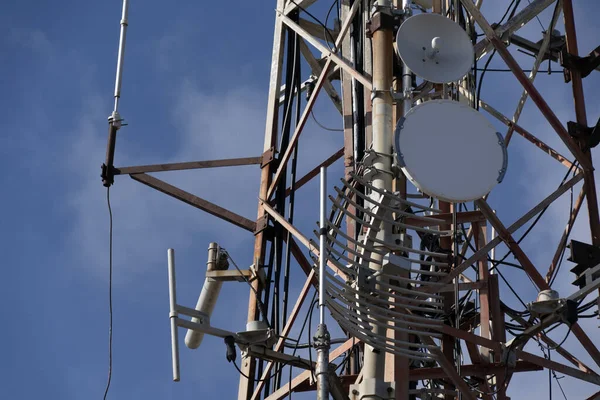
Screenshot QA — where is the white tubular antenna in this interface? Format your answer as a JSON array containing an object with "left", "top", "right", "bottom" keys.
[
  {"left": 319, "top": 167, "right": 327, "bottom": 325},
  {"left": 113, "top": 0, "right": 129, "bottom": 113},
  {"left": 167, "top": 248, "right": 181, "bottom": 382},
  {"left": 185, "top": 243, "right": 230, "bottom": 349}
]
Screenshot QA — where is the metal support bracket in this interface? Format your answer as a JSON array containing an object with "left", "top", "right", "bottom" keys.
[
  {"left": 260, "top": 147, "right": 277, "bottom": 168},
  {"left": 567, "top": 119, "right": 600, "bottom": 149},
  {"left": 560, "top": 44, "right": 600, "bottom": 81},
  {"left": 254, "top": 214, "right": 271, "bottom": 236}
]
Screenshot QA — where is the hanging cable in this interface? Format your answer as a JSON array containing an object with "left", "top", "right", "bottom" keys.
[
  {"left": 476, "top": 0, "right": 521, "bottom": 109},
  {"left": 224, "top": 251, "right": 272, "bottom": 329},
  {"left": 311, "top": 110, "right": 344, "bottom": 132},
  {"left": 102, "top": 188, "right": 114, "bottom": 400}
]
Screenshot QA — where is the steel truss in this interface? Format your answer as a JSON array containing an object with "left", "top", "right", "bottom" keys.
[{"left": 108, "top": 0, "right": 600, "bottom": 398}]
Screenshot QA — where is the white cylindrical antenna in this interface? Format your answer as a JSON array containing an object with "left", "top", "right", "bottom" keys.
[
  {"left": 319, "top": 166, "right": 327, "bottom": 324},
  {"left": 113, "top": 0, "right": 129, "bottom": 113},
  {"left": 167, "top": 248, "right": 180, "bottom": 382},
  {"left": 185, "top": 243, "right": 230, "bottom": 349},
  {"left": 315, "top": 166, "right": 330, "bottom": 400}
]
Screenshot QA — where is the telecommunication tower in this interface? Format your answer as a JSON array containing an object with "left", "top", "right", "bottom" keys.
[{"left": 101, "top": 0, "right": 600, "bottom": 399}]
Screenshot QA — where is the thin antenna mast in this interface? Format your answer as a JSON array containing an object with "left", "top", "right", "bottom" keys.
[{"left": 101, "top": 0, "right": 129, "bottom": 187}]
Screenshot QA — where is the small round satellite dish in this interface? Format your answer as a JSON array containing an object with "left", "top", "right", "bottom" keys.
[
  {"left": 395, "top": 100, "right": 507, "bottom": 202},
  {"left": 396, "top": 13, "right": 474, "bottom": 83}
]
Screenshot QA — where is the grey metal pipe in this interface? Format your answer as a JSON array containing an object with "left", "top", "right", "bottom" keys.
[
  {"left": 315, "top": 167, "right": 331, "bottom": 400},
  {"left": 362, "top": 0, "right": 395, "bottom": 383},
  {"left": 319, "top": 167, "right": 327, "bottom": 324},
  {"left": 167, "top": 249, "right": 180, "bottom": 382},
  {"left": 184, "top": 242, "right": 230, "bottom": 349},
  {"left": 113, "top": 0, "right": 129, "bottom": 113}
]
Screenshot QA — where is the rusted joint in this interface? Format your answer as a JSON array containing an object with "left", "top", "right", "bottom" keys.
[
  {"left": 261, "top": 147, "right": 276, "bottom": 168},
  {"left": 567, "top": 120, "right": 600, "bottom": 150},
  {"left": 560, "top": 45, "right": 600, "bottom": 82},
  {"left": 366, "top": 11, "right": 397, "bottom": 37},
  {"left": 254, "top": 214, "right": 270, "bottom": 236}
]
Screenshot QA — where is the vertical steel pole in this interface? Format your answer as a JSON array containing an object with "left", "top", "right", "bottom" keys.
[
  {"left": 363, "top": 0, "right": 395, "bottom": 387},
  {"left": 315, "top": 167, "right": 331, "bottom": 400},
  {"left": 167, "top": 249, "right": 181, "bottom": 382}
]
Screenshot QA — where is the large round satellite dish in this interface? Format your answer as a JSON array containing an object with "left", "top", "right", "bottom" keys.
[
  {"left": 395, "top": 100, "right": 507, "bottom": 202},
  {"left": 396, "top": 13, "right": 474, "bottom": 84}
]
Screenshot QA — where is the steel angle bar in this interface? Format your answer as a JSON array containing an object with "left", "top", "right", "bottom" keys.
[
  {"left": 299, "top": 40, "right": 343, "bottom": 114},
  {"left": 278, "top": 7, "right": 371, "bottom": 90},
  {"left": 249, "top": 270, "right": 315, "bottom": 400},
  {"left": 472, "top": 0, "right": 556, "bottom": 60},
  {"left": 505, "top": 309, "right": 599, "bottom": 376},
  {"left": 461, "top": 0, "right": 592, "bottom": 171},
  {"left": 266, "top": 1, "right": 362, "bottom": 199},
  {"left": 505, "top": 0, "right": 563, "bottom": 146},
  {"left": 263, "top": 338, "right": 358, "bottom": 400},
  {"left": 298, "top": 18, "right": 339, "bottom": 42},
  {"left": 563, "top": 0, "right": 600, "bottom": 246},
  {"left": 476, "top": 199, "right": 548, "bottom": 289},
  {"left": 517, "top": 350, "right": 600, "bottom": 386},
  {"left": 283, "top": 0, "right": 318, "bottom": 16},
  {"left": 130, "top": 173, "right": 256, "bottom": 232},
  {"left": 441, "top": 325, "right": 600, "bottom": 385},
  {"left": 478, "top": 99, "right": 577, "bottom": 170},
  {"left": 418, "top": 334, "right": 478, "bottom": 400},
  {"left": 586, "top": 390, "right": 600, "bottom": 400},
  {"left": 262, "top": 200, "right": 350, "bottom": 281},
  {"left": 283, "top": 148, "right": 344, "bottom": 198},
  {"left": 546, "top": 186, "right": 586, "bottom": 283},
  {"left": 115, "top": 156, "right": 262, "bottom": 175},
  {"left": 437, "top": 172, "right": 584, "bottom": 287}
]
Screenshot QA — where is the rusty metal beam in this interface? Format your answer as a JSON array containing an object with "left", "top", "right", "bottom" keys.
[
  {"left": 261, "top": 200, "right": 348, "bottom": 280},
  {"left": 546, "top": 186, "right": 586, "bottom": 283},
  {"left": 476, "top": 199, "right": 600, "bottom": 368},
  {"left": 409, "top": 362, "right": 542, "bottom": 380},
  {"left": 249, "top": 270, "right": 316, "bottom": 400},
  {"left": 478, "top": 99, "right": 577, "bottom": 170},
  {"left": 299, "top": 40, "right": 343, "bottom": 114},
  {"left": 440, "top": 325, "right": 600, "bottom": 385},
  {"left": 268, "top": 0, "right": 362, "bottom": 200},
  {"left": 279, "top": 10, "right": 372, "bottom": 90},
  {"left": 284, "top": 147, "right": 344, "bottom": 198},
  {"left": 563, "top": 0, "right": 600, "bottom": 246},
  {"left": 115, "top": 156, "right": 262, "bottom": 175},
  {"left": 418, "top": 334, "right": 477, "bottom": 400},
  {"left": 404, "top": 210, "right": 486, "bottom": 228},
  {"left": 504, "top": 0, "right": 563, "bottom": 146},
  {"left": 440, "top": 172, "right": 583, "bottom": 286},
  {"left": 461, "top": 0, "right": 592, "bottom": 171},
  {"left": 505, "top": 308, "right": 599, "bottom": 376},
  {"left": 473, "top": 0, "right": 556, "bottom": 60},
  {"left": 240, "top": 2, "right": 287, "bottom": 396},
  {"left": 264, "top": 338, "right": 358, "bottom": 400},
  {"left": 476, "top": 199, "right": 547, "bottom": 289},
  {"left": 130, "top": 173, "right": 256, "bottom": 232}
]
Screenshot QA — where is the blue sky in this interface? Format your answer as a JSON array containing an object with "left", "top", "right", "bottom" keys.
[{"left": 2, "top": 0, "right": 600, "bottom": 399}]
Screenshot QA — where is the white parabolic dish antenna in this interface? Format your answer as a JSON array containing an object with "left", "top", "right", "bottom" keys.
[
  {"left": 395, "top": 100, "right": 507, "bottom": 202},
  {"left": 395, "top": 13, "right": 474, "bottom": 84}
]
